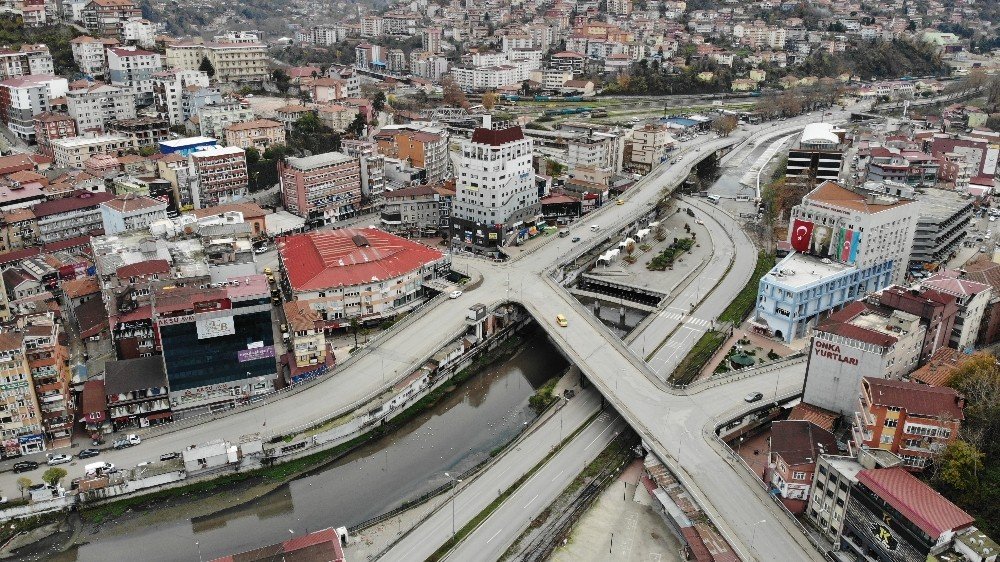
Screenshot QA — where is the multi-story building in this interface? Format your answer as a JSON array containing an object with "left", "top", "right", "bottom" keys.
[
  {"left": 0, "top": 331, "right": 44, "bottom": 458},
  {"left": 151, "top": 69, "right": 212, "bottom": 127},
  {"left": 909, "top": 187, "right": 973, "bottom": 270},
  {"left": 373, "top": 125, "right": 449, "bottom": 184},
  {"left": 528, "top": 68, "right": 574, "bottom": 91},
  {"left": 104, "top": 356, "right": 171, "bottom": 429},
  {"left": 451, "top": 127, "right": 538, "bottom": 255},
  {"left": 0, "top": 44, "right": 54, "bottom": 80},
  {"left": 386, "top": 49, "right": 406, "bottom": 73},
  {"left": 0, "top": 74, "right": 68, "bottom": 141},
  {"left": 422, "top": 27, "right": 442, "bottom": 54},
  {"left": 165, "top": 42, "right": 270, "bottom": 84},
  {"left": 32, "top": 112, "right": 77, "bottom": 158},
  {"left": 106, "top": 46, "right": 162, "bottom": 107},
  {"left": 189, "top": 146, "right": 249, "bottom": 209},
  {"left": 156, "top": 153, "right": 196, "bottom": 211},
  {"left": 380, "top": 185, "right": 446, "bottom": 232},
  {"left": 409, "top": 52, "right": 449, "bottom": 81},
  {"left": 921, "top": 270, "right": 992, "bottom": 351},
  {"left": 875, "top": 285, "right": 958, "bottom": 362},
  {"left": 0, "top": 208, "right": 40, "bottom": 252},
  {"left": 49, "top": 134, "right": 132, "bottom": 169},
  {"left": 341, "top": 140, "right": 385, "bottom": 208},
  {"left": 82, "top": 0, "right": 141, "bottom": 37},
  {"left": 929, "top": 134, "right": 989, "bottom": 178},
  {"left": 106, "top": 116, "right": 170, "bottom": 149},
  {"left": 223, "top": 119, "right": 286, "bottom": 150},
  {"left": 66, "top": 82, "right": 136, "bottom": 133},
  {"left": 566, "top": 129, "right": 625, "bottom": 176},
  {"left": 20, "top": 315, "right": 73, "bottom": 449},
  {"left": 630, "top": 124, "right": 676, "bottom": 172},
  {"left": 196, "top": 101, "right": 255, "bottom": 140},
  {"left": 854, "top": 377, "right": 964, "bottom": 471},
  {"left": 32, "top": 190, "right": 116, "bottom": 243},
  {"left": 802, "top": 301, "right": 926, "bottom": 415},
  {"left": 549, "top": 51, "right": 586, "bottom": 75},
  {"left": 121, "top": 18, "right": 155, "bottom": 49},
  {"left": 70, "top": 36, "right": 119, "bottom": 78},
  {"left": 153, "top": 277, "right": 277, "bottom": 412},
  {"left": 866, "top": 148, "right": 940, "bottom": 187},
  {"left": 100, "top": 194, "right": 168, "bottom": 235},
  {"left": 767, "top": 420, "right": 838, "bottom": 514},
  {"left": 281, "top": 301, "right": 335, "bottom": 384},
  {"left": 279, "top": 227, "right": 450, "bottom": 324},
  {"left": 786, "top": 123, "right": 846, "bottom": 185},
  {"left": 279, "top": 152, "right": 361, "bottom": 225},
  {"left": 450, "top": 65, "right": 530, "bottom": 92},
  {"left": 327, "top": 65, "right": 361, "bottom": 98}
]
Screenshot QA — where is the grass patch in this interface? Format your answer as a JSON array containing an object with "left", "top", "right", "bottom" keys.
[
  {"left": 669, "top": 330, "right": 727, "bottom": 385},
  {"left": 0, "top": 510, "right": 65, "bottom": 546},
  {"left": 528, "top": 376, "right": 560, "bottom": 412},
  {"left": 647, "top": 238, "right": 694, "bottom": 271},
  {"left": 82, "top": 333, "right": 527, "bottom": 526},
  {"left": 718, "top": 250, "right": 774, "bottom": 325}
]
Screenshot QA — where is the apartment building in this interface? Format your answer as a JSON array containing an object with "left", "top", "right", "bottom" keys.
[
  {"left": 106, "top": 46, "right": 162, "bottom": 107},
  {"left": 122, "top": 18, "right": 155, "bottom": 49},
  {"left": 281, "top": 301, "right": 335, "bottom": 383},
  {"left": 33, "top": 112, "right": 77, "bottom": 157},
  {"left": 151, "top": 69, "right": 214, "bottom": 127},
  {"left": 451, "top": 127, "right": 538, "bottom": 255},
  {"left": 767, "top": 420, "right": 838, "bottom": 514},
  {"left": 106, "top": 116, "right": 170, "bottom": 149},
  {"left": 189, "top": 146, "right": 249, "bottom": 208},
  {"left": 32, "top": 190, "right": 116, "bottom": 243},
  {"left": 279, "top": 152, "right": 361, "bottom": 225},
  {"left": 0, "top": 208, "right": 40, "bottom": 252},
  {"left": 0, "top": 74, "right": 68, "bottom": 141},
  {"left": 197, "top": 101, "right": 255, "bottom": 140},
  {"left": 0, "top": 332, "right": 44, "bottom": 458},
  {"left": 70, "top": 36, "right": 119, "bottom": 78},
  {"left": 373, "top": 125, "right": 449, "bottom": 184},
  {"left": 21, "top": 316, "right": 73, "bottom": 449},
  {"left": 104, "top": 356, "right": 172, "bottom": 429},
  {"left": 854, "top": 377, "right": 964, "bottom": 471},
  {"left": 566, "top": 129, "right": 625, "bottom": 176},
  {"left": 82, "top": 0, "right": 141, "bottom": 37},
  {"left": 341, "top": 140, "right": 386, "bottom": 208},
  {"left": 165, "top": 42, "right": 270, "bottom": 84},
  {"left": 380, "top": 185, "right": 446, "bottom": 232},
  {"left": 223, "top": 119, "right": 286, "bottom": 150},
  {"left": 50, "top": 134, "right": 133, "bottom": 169},
  {"left": 629, "top": 124, "right": 676, "bottom": 172},
  {"left": 921, "top": 270, "right": 991, "bottom": 351},
  {"left": 66, "top": 82, "right": 137, "bottom": 133},
  {"left": 0, "top": 44, "right": 54, "bottom": 80},
  {"left": 100, "top": 194, "right": 168, "bottom": 234}
]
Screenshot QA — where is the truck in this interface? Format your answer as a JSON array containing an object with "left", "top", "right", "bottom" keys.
[{"left": 84, "top": 462, "right": 115, "bottom": 476}]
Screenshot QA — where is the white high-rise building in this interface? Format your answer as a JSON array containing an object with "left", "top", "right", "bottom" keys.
[{"left": 451, "top": 127, "right": 538, "bottom": 255}]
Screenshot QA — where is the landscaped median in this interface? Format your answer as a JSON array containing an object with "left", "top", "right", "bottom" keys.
[{"left": 718, "top": 250, "right": 775, "bottom": 325}]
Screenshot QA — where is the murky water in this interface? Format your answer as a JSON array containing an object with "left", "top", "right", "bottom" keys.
[{"left": 45, "top": 329, "right": 567, "bottom": 562}]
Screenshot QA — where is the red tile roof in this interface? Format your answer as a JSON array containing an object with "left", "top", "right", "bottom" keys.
[
  {"left": 769, "top": 420, "right": 838, "bottom": 466},
  {"left": 471, "top": 126, "right": 525, "bottom": 146},
  {"left": 909, "top": 347, "right": 966, "bottom": 387},
  {"left": 116, "top": 259, "right": 170, "bottom": 279},
  {"left": 863, "top": 377, "right": 964, "bottom": 420},
  {"left": 805, "top": 180, "right": 912, "bottom": 214},
  {"left": 80, "top": 379, "right": 107, "bottom": 419},
  {"left": 816, "top": 301, "right": 898, "bottom": 348},
  {"left": 787, "top": 403, "right": 838, "bottom": 432},
  {"left": 857, "top": 467, "right": 974, "bottom": 539},
  {"left": 62, "top": 276, "right": 100, "bottom": 299},
  {"left": 31, "top": 191, "right": 115, "bottom": 218},
  {"left": 210, "top": 527, "right": 344, "bottom": 562},
  {"left": 280, "top": 228, "right": 444, "bottom": 292}
]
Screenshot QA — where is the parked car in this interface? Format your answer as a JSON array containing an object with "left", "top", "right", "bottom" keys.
[
  {"left": 112, "top": 435, "right": 140, "bottom": 450},
  {"left": 159, "top": 452, "right": 181, "bottom": 462},
  {"left": 571, "top": 237, "right": 581, "bottom": 243},
  {"left": 12, "top": 461, "right": 38, "bottom": 473},
  {"left": 253, "top": 244, "right": 268, "bottom": 254},
  {"left": 78, "top": 448, "right": 100, "bottom": 459},
  {"left": 46, "top": 454, "right": 72, "bottom": 466},
  {"left": 449, "top": 290, "right": 463, "bottom": 299},
  {"left": 744, "top": 392, "right": 764, "bottom": 403}
]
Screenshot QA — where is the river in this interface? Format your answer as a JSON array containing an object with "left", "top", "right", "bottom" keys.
[{"left": 44, "top": 330, "right": 567, "bottom": 562}]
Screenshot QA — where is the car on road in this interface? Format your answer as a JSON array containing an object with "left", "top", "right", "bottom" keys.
[
  {"left": 616, "top": 199, "right": 624, "bottom": 205},
  {"left": 78, "top": 448, "right": 100, "bottom": 459},
  {"left": 253, "top": 244, "right": 268, "bottom": 254},
  {"left": 981, "top": 246, "right": 988, "bottom": 253},
  {"left": 449, "top": 290, "right": 463, "bottom": 299},
  {"left": 160, "top": 452, "right": 181, "bottom": 461},
  {"left": 556, "top": 314, "right": 568, "bottom": 327},
  {"left": 744, "top": 392, "right": 764, "bottom": 403},
  {"left": 46, "top": 454, "right": 71, "bottom": 466},
  {"left": 571, "top": 237, "right": 580, "bottom": 243},
  {"left": 695, "top": 219, "right": 704, "bottom": 225},
  {"left": 12, "top": 461, "right": 38, "bottom": 472},
  {"left": 113, "top": 434, "right": 141, "bottom": 450}
]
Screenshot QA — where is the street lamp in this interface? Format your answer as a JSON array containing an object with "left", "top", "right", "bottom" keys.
[
  {"left": 445, "top": 472, "right": 463, "bottom": 536},
  {"left": 750, "top": 519, "right": 766, "bottom": 553}
]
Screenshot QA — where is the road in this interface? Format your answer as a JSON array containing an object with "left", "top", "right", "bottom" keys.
[
  {"left": 3, "top": 108, "right": 842, "bottom": 561},
  {"left": 378, "top": 386, "right": 612, "bottom": 561}
]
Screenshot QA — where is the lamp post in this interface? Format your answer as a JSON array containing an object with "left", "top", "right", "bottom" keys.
[{"left": 445, "top": 472, "right": 463, "bottom": 536}]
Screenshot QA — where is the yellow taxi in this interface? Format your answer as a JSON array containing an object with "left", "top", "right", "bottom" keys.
[{"left": 556, "top": 314, "right": 568, "bottom": 327}]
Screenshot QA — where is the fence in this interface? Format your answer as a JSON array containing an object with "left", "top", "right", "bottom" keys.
[
  {"left": 0, "top": 495, "right": 73, "bottom": 521},
  {"left": 676, "top": 353, "right": 806, "bottom": 393}
]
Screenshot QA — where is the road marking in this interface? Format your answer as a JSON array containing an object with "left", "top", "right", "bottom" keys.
[
  {"left": 523, "top": 494, "right": 539, "bottom": 509},
  {"left": 551, "top": 470, "right": 564, "bottom": 482},
  {"left": 585, "top": 420, "right": 616, "bottom": 450},
  {"left": 486, "top": 528, "right": 503, "bottom": 544}
]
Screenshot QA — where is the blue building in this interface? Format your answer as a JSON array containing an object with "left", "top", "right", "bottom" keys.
[{"left": 752, "top": 252, "right": 895, "bottom": 342}]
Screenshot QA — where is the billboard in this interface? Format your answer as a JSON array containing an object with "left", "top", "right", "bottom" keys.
[
  {"left": 196, "top": 315, "right": 235, "bottom": 339},
  {"left": 237, "top": 346, "right": 276, "bottom": 362},
  {"left": 812, "top": 225, "right": 833, "bottom": 258}
]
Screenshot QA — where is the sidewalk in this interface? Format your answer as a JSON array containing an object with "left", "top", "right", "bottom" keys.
[{"left": 698, "top": 322, "right": 796, "bottom": 382}]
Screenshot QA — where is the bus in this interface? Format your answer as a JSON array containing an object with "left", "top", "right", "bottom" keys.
[{"left": 706, "top": 194, "right": 721, "bottom": 204}]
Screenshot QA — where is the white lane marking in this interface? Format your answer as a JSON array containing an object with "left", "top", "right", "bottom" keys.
[
  {"left": 486, "top": 528, "right": 503, "bottom": 544},
  {"left": 551, "top": 470, "right": 564, "bottom": 482},
  {"left": 585, "top": 420, "right": 616, "bottom": 450},
  {"left": 523, "top": 494, "right": 539, "bottom": 509}
]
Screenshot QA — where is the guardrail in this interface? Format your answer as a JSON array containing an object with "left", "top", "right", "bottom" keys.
[{"left": 675, "top": 353, "right": 806, "bottom": 393}]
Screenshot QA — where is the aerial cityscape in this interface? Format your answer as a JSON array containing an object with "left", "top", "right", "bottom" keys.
[{"left": 0, "top": 0, "right": 995, "bottom": 560}]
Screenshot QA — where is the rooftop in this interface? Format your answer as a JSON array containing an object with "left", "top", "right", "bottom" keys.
[
  {"left": 857, "top": 467, "right": 974, "bottom": 539},
  {"left": 279, "top": 227, "right": 444, "bottom": 292},
  {"left": 764, "top": 252, "right": 854, "bottom": 290},
  {"left": 804, "top": 181, "right": 913, "bottom": 214},
  {"left": 105, "top": 356, "right": 168, "bottom": 395},
  {"left": 800, "top": 122, "right": 841, "bottom": 146},
  {"left": 101, "top": 194, "right": 166, "bottom": 214},
  {"left": 863, "top": 377, "right": 964, "bottom": 420},
  {"left": 769, "top": 420, "right": 838, "bottom": 466},
  {"left": 284, "top": 151, "right": 355, "bottom": 170},
  {"left": 32, "top": 191, "right": 115, "bottom": 218},
  {"left": 470, "top": 127, "right": 525, "bottom": 147},
  {"left": 909, "top": 347, "right": 967, "bottom": 387},
  {"left": 224, "top": 119, "right": 283, "bottom": 132},
  {"left": 913, "top": 188, "right": 973, "bottom": 222}
]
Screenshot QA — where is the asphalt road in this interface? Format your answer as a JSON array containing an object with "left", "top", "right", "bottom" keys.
[{"left": 378, "top": 385, "right": 609, "bottom": 562}]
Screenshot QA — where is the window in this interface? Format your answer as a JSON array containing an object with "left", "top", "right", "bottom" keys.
[
  {"left": 884, "top": 418, "right": 898, "bottom": 428},
  {"left": 880, "top": 435, "right": 892, "bottom": 445},
  {"left": 792, "top": 471, "right": 807, "bottom": 480}
]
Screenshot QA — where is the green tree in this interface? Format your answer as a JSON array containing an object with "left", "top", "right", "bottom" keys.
[
  {"left": 199, "top": 56, "right": 215, "bottom": 78},
  {"left": 934, "top": 440, "right": 984, "bottom": 496},
  {"left": 16, "top": 477, "right": 31, "bottom": 498},
  {"left": 346, "top": 112, "right": 367, "bottom": 137},
  {"left": 350, "top": 318, "right": 360, "bottom": 349},
  {"left": 272, "top": 69, "right": 291, "bottom": 93},
  {"left": 372, "top": 90, "right": 387, "bottom": 114},
  {"left": 42, "top": 467, "right": 67, "bottom": 487}
]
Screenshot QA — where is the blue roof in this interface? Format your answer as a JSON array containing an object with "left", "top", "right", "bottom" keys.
[{"left": 663, "top": 117, "right": 699, "bottom": 127}]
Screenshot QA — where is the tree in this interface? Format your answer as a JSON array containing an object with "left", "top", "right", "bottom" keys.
[
  {"left": 349, "top": 318, "right": 360, "bottom": 349},
  {"left": 934, "top": 440, "right": 984, "bottom": 497},
  {"left": 372, "top": 90, "right": 387, "bottom": 114},
  {"left": 441, "top": 76, "right": 469, "bottom": 109},
  {"left": 711, "top": 114, "right": 738, "bottom": 137},
  {"left": 346, "top": 112, "right": 367, "bottom": 137},
  {"left": 482, "top": 91, "right": 498, "bottom": 110},
  {"left": 272, "top": 69, "right": 291, "bottom": 93},
  {"left": 42, "top": 467, "right": 67, "bottom": 487},
  {"left": 16, "top": 477, "right": 31, "bottom": 498},
  {"left": 199, "top": 56, "right": 215, "bottom": 78}
]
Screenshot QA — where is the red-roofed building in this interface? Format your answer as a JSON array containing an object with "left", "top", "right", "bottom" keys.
[
  {"left": 841, "top": 467, "right": 974, "bottom": 561},
  {"left": 278, "top": 227, "right": 449, "bottom": 325},
  {"left": 920, "top": 269, "right": 992, "bottom": 351},
  {"left": 210, "top": 527, "right": 345, "bottom": 562},
  {"left": 803, "top": 301, "right": 926, "bottom": 416},
  {"left": 854, "top": 377, "right": 964, "bottom": 471},
  {"left": 33, "top": 190, "right": 115, "bottom": 245},
  {"left": 876, "top": 285, "right": 958, "bottom": 363},
  {"left": 80, "top": 379, "right": 109, "bottom": 437},
  {"left": 767, "top": 420, "right": 838, "bottom": 513}
]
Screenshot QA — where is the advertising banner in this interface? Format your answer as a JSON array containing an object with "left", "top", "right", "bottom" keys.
[
  {"left": 790, "top": 219, "right": 814, "bottom": 252},
  {"left": 238, "top": 346, "right": 275, "bottom": 362},
  {"left": 196, "top": 315, "right": 235, "bottom": 339}
]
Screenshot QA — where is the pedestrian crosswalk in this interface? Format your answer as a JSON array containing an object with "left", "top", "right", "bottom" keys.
[{"left": 657, "top": 310, "right": 714, "bottom": 328}]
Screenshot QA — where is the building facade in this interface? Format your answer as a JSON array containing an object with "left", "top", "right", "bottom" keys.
[
  {"left": 279, "top": 152, "right": 361, "bottom": 225},
  {"left": 67, "top": 83, "right": 137, "bottom": 133},
  {"left": 189, "top": 146, "right": 249, "bottom": 209}
]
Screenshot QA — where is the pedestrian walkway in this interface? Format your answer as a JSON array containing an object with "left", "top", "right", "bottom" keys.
[{"left": 697, "top": 322, "right": 796, "bottom": 382}]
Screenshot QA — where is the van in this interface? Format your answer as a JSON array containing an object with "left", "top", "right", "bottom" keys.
[
  {"left": 706, "top": 194, "right": 721, "bottom": 204},
  {"left": 84, "top": 462, "right": 114, "bottom": 476},
  {"left": 558, "top": 230, "right": 570, "bottom": 238},
  {"left": 590, "top": 224, "right": 601, "bottom": 231}
]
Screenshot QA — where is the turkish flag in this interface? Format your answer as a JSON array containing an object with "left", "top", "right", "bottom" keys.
[
  {"left": 840, "top": 229, "right": 853, "bottom": 262},
  {"left": 790, "top": 219, "right": 813, "bottom": 253}
]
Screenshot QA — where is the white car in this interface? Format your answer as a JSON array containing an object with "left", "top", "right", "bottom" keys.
[
  {"left": 449, "top": 290, "right": 463, "bottom": 299},
  {"left": 46, "top": 454, "right": 72, "bottom": 466}
]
